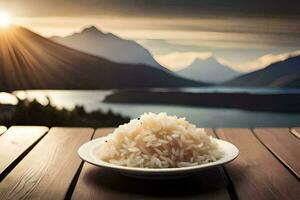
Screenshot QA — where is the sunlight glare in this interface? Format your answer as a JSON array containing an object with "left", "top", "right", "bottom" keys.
[
  {"left": 0, "top": 92, "right": 18, "bottom": 105},
  {"left": 0, "top": 11, "right": 12, "bottom": 27}
]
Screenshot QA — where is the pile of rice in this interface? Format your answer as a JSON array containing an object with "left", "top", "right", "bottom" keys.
[{"left": 97, "top": 112, "right": 223, "bottom": 168}]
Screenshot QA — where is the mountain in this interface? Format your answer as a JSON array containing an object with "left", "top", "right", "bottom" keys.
[
  {"left": 177, "top": 57, "right": 241, "bottom": 83},
  {"left": 227, "top": 55, "right": 300, "bottom": 87},
  {"left": 0, "top": 26, "right": 204, "bottom": 91},
  {"left": 51, "top": 26, "right": 162, "bottom": 69}
]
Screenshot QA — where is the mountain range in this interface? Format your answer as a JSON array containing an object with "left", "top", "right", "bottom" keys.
[
  {"left": 0, "top": 25, "right": 299, "bottom": 90},
  {"left": 227, "top": 55, "right": 300, "bottom": 87},
  {"left": 51, "top": 25, "right": 300, "bottom": 87},
  {"left": 0, "top": 26, "right": 202, "bottom": 91},
  {"left": 51, "top": 26, "right": 162, "bottom": 69},
  {"left": 177, "top": 57, "right": 241, "bottom": 83}
]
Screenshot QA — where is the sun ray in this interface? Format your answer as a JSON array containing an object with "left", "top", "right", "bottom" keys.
[{"left": 0, "top": 11, "right": 12, "bottom": 28}]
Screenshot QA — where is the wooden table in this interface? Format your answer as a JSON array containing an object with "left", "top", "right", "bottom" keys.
[{"left": 0, "top": 126, "right": 299, "bottom": 200}]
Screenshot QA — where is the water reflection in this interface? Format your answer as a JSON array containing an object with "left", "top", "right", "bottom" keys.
[
  {"left": 13, "top": 90, "right": 112, "bottom": 110},
  {"left": 8, "top": 90, "right": 300, "bottom": 128}
]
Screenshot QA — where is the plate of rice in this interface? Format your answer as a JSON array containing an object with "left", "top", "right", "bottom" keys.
[{"left": 78, "top": 113, "right": 239, "bottom": 179}]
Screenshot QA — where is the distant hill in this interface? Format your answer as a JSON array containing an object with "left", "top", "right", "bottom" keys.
[
  {"left": 104, "top": 89, "right": 300, "bottom": 112},
  {"left": 51, "top": 26, "right": 162, "bottom": 69},
  {"left": 177, "top": 57, "right": 241, "bottom": 83},
  {"left": 227, "top": 55, "right": 300, "bottom": 87},
  {"left": 0, "top": 26, "right": 204, "bottom": 91}
]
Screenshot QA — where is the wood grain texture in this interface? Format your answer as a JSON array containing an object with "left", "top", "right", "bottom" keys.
[
  {"left": 291, "top": 128, "right": 300, "bottom": 139},
  {"left": 71, "top": 128, "right": 231, "bottom": 200},
  {"left": 0, "top": 126, "right": 48, "bottom": 177},
  {"left": 254, "top": 128, "right": 300, "bottom": 179},
  {"left": 217, "top": 128, "right": 300, "bottom": 200},
  {"left": 0, "top": 126, "right": 7, "bottom": 136},
  {"left": 94, "top": 127, "right": 115, "bottom": 138},
  {"left": 0, "top": 127, "right": 94, "bottom": 200}
]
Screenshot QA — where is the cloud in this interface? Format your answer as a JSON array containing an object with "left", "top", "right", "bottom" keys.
[
  {"left": 218, "top": 50, "right": 300, "bottom": 72},
  {"left": 155, "top": 49, "right": 300, "bottom": 72},
  {"left": 16, "top": 16, "right": 300, "bottom": 49},
  {"left": 166, "top": 40, "right": 276, "bottom": 50},
  {"left": 154, "top": 52, "right": 212, "bottom": 71},
  {"left": 3, "top": 0, "right": 300, "bottom": 17}
]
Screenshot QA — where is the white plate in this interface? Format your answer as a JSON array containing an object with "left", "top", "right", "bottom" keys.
[{"left": 78, "top": 136, "right": 239, "bottom": 179}]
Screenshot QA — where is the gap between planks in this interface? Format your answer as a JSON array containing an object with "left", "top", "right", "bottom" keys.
[
  {"left": 216, "top": 128, "right": 300, "bottom": 200},
  {"left": 0, "top": 127, "right": 94, "bottom": 200},
  {"left": 290, "top": 128, "right": 300, "bottom": 139},
  {"left": 0, "top": 126, "right": 49, "bottom": 181},
  {"left": 253, "top": 128, "right": 300, "bottom": 180}
]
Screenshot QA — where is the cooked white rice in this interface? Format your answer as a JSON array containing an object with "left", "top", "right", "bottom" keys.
[{"left": 97, "top": 112, "right": 223, "bottom": 168}]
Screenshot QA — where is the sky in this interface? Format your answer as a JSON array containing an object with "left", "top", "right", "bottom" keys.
[{"left": 1, "top": 0, "right": 300, "bottom": 72}]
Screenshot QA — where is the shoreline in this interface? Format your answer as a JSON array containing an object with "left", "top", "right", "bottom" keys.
[{"left": 104, "top": 89, "right": 300, "bottom": 113}]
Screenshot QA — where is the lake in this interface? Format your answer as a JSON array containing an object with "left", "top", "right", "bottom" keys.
[{"left": 3, "top": 88, "right": 300, "bottom": 128}]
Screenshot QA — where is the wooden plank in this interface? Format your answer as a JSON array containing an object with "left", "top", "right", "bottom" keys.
[
  {"left": 254, "top": 128, "right": 300, "bottom": 179},
  {"left": 72, "top": 128, "right": 231, "bottom": 200},
  {"left": 0, "top": 126, "right": 48, "bottom": 178},
  {"left": 0, "top": 126, "right": 7, "bottom": 136},
  {"left": 204, "top": 128, "right": 216, "bottom": 137},
  {"left": 94, "top": 127, "right": 115, "bottom": 138},
  {"left": 291, "top": 128, "right": 300, "bottom": 139},
  {"left": 0, "top": 127, "right": 94, "bottom": 200},
  {"left": 217, "top": 128, "right": 300, "bottom": 200}
]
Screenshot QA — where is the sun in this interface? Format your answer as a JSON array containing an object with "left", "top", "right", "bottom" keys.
[{"left": 0, "top": 11, "right": 12, "bottom": 28}]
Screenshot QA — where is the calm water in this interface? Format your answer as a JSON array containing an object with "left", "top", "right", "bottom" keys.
[
  {"left": 2, "top": 88, "right": 300, "bottom": 128},
  {"left": 153, "top": 87, "right": 300, "bottom": 94}
]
